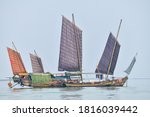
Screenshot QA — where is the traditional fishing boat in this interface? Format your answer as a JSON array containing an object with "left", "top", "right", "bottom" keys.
[
  {"left": 7, "top": 15, "right": 136, "bottom": 88},
  {"left": 58, "top": 15, "right": 136, "bottom": 87}
]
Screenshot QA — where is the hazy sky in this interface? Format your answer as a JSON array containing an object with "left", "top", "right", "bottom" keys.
[{"left": 0, "top": 0, "right": 150, "bottom": 78}]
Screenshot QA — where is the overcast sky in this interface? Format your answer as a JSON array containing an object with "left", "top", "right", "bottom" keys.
[{"left": 0, "top": 0, "right": 150, "bottom": 78}]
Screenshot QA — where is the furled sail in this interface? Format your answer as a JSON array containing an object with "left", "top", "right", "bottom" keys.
[
  {"left": 7, "top": 47, "right": 27, "bottom": 75},
  {"left": 124, "top": 54, "right": 137, "bottom": 75},
  {"left": 58, "top": 16, "right": 82, "bottom": 71},
  {"left": 30, "top": 53, "right": 44, "bottom": 73},
  {"left": 95, "top": 32, "right": 120, "bottom": 75}
]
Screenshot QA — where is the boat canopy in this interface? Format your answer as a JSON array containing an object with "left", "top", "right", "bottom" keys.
[{"left": 30, "top": 73, "right": 52, "bottom": 84}]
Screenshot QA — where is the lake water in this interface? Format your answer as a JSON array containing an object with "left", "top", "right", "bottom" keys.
[{"left": 0, "top": 78, "right": 150, "bottom": 100}]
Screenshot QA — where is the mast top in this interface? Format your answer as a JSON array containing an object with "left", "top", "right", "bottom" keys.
[
  {"left": 72, "top": 13, "right": 75, "bottom": 23},
  {"left": 12, "top": 41, "right": 18, "bottom": 52},
  {"left": 34, "top": 50, "right": 38, "bottom": 57},
  {"left": 116, "top": 19, "right": 122, "bottom": 40}
]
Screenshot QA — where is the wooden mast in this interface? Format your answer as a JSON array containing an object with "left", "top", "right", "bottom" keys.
[
  {"left": 34, "top": 50, "right": 38, "bottom": 57},
  {"left": 12, "top": 41, "right": 18, "bottom": 52},
  {"left": 72, "top": 14, "right": 83, "bottom": 82},
  {"left": 106, "top": 19, "right": 122, "bottom": 79}
]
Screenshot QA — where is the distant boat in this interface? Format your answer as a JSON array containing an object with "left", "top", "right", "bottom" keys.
[{"left": 58, "top": 15, "right": 136, "bottom": 87}]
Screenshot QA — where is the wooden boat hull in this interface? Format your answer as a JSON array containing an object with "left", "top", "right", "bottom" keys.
[
  {"left": 32, "top": 80, "right": 66, "bottom": 88},
  {"left": 65, "top": 76, "right": 128, "bottom": 87}
]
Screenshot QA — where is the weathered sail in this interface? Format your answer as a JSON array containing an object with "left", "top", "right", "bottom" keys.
[
  {"left": 58, "top": 16, "right": 82, "bottom": 71},
  {"left": 96, "top": 32, "right": 120, "bottom": 75},
  {"left": 124, "top": 55, "right": 136, "bottom": 75},
  {"left": 30, "top": 53, "right": 44, "bottom": 73},
  {"left": 7, "top": 47, "right": 27, "bottom": 75}
]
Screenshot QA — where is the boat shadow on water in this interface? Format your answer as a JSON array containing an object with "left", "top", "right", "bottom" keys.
[
  {"left": 59, "top": 87, "right": 84, "bottom": 92},
  {"left": 95, "top": 86, "right": 123, "bottom": 99},
  {"left": 59, "top": 87, "right": 83, "bottom": 100},
  {"left": 61, "top": 94, "right": 82, "bottom": 100}
]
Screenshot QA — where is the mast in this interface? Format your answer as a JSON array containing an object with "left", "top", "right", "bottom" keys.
[
  {"left": 106, "top": 19, "right": 122, "bottom": 79},
  {"left": 34, "top": 50, "right": 38, "bottom": 57},
  {"left": 72, "top": 14, "right": 83, "bottom": 82},
  {"left": 12, "top": 41, "right": 18, "bottom": 52}
]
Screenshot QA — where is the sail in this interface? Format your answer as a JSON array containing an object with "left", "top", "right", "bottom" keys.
[
  {"left": 7, "top": 47, "right": 27, "bottom": 75},
  {"left": 58, "top": 16, "right": 82, "bottom": 71},
  {"left": 30, "top": 53, "right": 44, "bottom": 73},
  {"left": 95, "top": 32, "right": 120, "bottom": 75},
  {"left": 124, "top": 55, "right": 136, "bottom": 75}
]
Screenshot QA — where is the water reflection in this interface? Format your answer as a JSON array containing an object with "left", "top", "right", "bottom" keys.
[
  {"left": 59, "top": 87, "right": 83, "bottom": 100},
  {"left": 96, "top": 87, "right": 120, "bottom": 91},
  {"left": 95, "top": 87, "right": 120, "bottom": 99},
  {"left": 60, "top": 87, "right": 83, "bottom": 92},
  {"left": 61, "top": 94, "right": 82, "bottom": 100}
]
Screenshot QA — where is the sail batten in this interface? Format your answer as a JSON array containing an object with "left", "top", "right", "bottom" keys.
[
  {"left": 96, "top": 32, "right": 120, "bottom": 75},
  {"left": 7, "top": 47, "right": 27, "bottom": 75},
  {"left": 58, "top": 16, "right": 82, "bottom": 71},
  {"left": 30, "top": 53, "right": 44, "bottom": 73}
]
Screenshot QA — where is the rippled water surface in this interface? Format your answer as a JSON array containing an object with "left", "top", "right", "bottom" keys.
[{"left": 0, "top": 78, "right": 150, "bottom": 100}]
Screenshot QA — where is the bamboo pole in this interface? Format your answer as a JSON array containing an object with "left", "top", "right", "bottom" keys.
[
  {"left": 12, "top": 41, "right": 18, "bottom": 52},
  {"left": 34, "top": 50, "right": 38, "bottom": 57}
]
